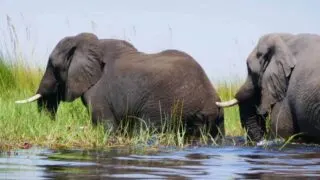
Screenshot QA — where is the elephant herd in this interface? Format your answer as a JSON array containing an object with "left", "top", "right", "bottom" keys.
[{"left": 15, "top": 32, "right": 320, "bottom": 144}]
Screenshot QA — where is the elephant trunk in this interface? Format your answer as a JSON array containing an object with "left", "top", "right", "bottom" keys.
[
  {"left": 15, "top": 62, "right": 62, "bottom": 118},
  {"left": 217, "top": 76, "right": 266, "bottom": 142},
  {"left": 236, "top": 76, "right": 266, "bottom": 142},
  {"left": 36, "top": 63, "right": 62, "bottom": 118},
  {"left": 234, "top": 76, "right": 256, "bottom": 102},
  {"left": 238, "top": 100, "right": 266, "bottom": 142},
  {"left": 36, "top": 92, "right": 61, "bottom": 119}
]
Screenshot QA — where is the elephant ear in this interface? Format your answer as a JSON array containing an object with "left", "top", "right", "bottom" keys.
[
  {"left": 65, "top": 33, "right": 103, "bottom": 101},
  {"left": 259, "top": 35, "right": 296, "bottom": 114}
]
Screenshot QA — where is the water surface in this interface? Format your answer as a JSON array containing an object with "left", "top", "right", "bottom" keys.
[{"left": 1, "top": 140, "right": 320, "bottom": 179}]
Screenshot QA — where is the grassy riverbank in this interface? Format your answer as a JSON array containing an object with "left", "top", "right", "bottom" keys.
[
  {"left": 0, "top": 56, "right": 244, "bottom": 151},
  {"left": 0, "top": 16, "right": 245, "bottom": 151}
]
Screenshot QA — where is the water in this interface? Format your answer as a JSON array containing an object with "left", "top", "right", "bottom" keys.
[{"left": 1, "top": 140, "right": 320, "bottom": 179}]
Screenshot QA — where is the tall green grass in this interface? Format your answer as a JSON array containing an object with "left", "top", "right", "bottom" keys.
[
  {"left": 0, "top": 15, "right": 244, "bottom": 151},
  {"left": 215, "top": 79, "right": 244, "bottom": 136},
  {"left": 0, "top": 56, "right": 243, "bottom": 150}
]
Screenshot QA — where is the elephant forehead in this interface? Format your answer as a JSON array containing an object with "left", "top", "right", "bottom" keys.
[
  {"left": 50, "top": 39, "right": 75, "bottom": 59},
  {"left": 247, "top": 48, "right": 258, "bottom": 62},
  {"left": 54, "top": 37, "right": 74, "bottom": 50},
  {"left": 50, "top": 49, "right": 69, "bottom": 62},
  {"left": 76, "top": 32, "right": 97, "bottom": 40},
  {"left": 49, "top": 51, "right": 64, "bottom": 63},
  {"left": 256, "top": 41, "right": 271, "bottom": 53},
  {"left": 259, "top": 33, "right": 277, "bottom": 42},
  {"left": 49, "top": 51, "right": 70, "bottom": 69}
]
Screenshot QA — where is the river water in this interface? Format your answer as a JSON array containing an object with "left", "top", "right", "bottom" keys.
[{"left": 1, "top": 139, "right": 320, "bottom": 179}]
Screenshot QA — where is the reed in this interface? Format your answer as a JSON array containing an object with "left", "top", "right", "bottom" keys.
[{"left": 0, "top": 15, "right": 244, "bottom": 151}]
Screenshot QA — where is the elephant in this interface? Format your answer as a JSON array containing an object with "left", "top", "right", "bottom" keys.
[
  {"left": 216, "top": 32, "right": 320, "bottom": 143},
  {"left": 15, "top": 32, "right": 224, "bottom": 138}
]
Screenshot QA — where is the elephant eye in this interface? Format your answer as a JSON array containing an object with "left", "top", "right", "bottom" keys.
[
  {"left": 256, "top": 52, "right": 263, "bottom": 58},
  {"left": 50, "top": 57, "right": 60, "bottom": 69},
  {"left": 66, "top": 46, "right": 76, "bottom": 61}
]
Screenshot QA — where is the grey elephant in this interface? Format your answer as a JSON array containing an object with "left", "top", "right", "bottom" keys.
[
  {"left": 15, "top": 32, "right": 224, "bottom": 138},
  {"left": 216, "top": 32, "right": 320, "bottom": 143}
]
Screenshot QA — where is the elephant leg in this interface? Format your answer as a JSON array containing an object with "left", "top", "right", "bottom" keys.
[
  {"left": 269, "top": 99, "right": 294, "bottom": 139},
  {"left": 91, "top": 104, "right": 117, "bottom": 132},
  {"left": 81, "top": 95, "right": 117, "bottom": 132}
]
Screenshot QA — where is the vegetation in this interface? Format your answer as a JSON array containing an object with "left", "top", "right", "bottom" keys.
[
  {"left": 0, "top": 15, "right": 245, "bottom": 151},
  {"left": 0, "top": 58, "right": 244, "bottom": 151}
]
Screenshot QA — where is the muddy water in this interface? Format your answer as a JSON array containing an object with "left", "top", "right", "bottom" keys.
[{"left": 1, "top": 140, "right": 320, "bottom": 179}]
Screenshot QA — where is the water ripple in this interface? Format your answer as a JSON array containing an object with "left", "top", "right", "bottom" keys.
[{"left": 1, "top": 143, "right": 320, "bottom": 179}]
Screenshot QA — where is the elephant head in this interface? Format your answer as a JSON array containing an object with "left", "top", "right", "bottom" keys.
[
  {"left": 15, "top": 32, "right": 104, "bottom": 117},
  {"left": 216, "top": 33, "right": 296, "bottom": 142}
]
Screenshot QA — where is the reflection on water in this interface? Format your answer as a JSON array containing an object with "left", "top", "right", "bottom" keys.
[{"left": 1, "top": 139, "right": 320, "bottom": 179}]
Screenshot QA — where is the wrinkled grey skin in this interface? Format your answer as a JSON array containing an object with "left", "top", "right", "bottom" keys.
[
  {"left": 224, "top": 33, "right": 320, "bottom": 142},
  {"left": 34, "top": 32, "right": 224, "bottom": 138}
]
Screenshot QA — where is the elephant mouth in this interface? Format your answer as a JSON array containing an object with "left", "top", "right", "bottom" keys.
[
  {"left": 216, "top": 90, "right": 266, "bottom": 142},
  {"left": 15, "top": 94, "right": 43, "bottom": 104},
  {"left": 15, "top": 83, "right": 65, "bottom": 104}
]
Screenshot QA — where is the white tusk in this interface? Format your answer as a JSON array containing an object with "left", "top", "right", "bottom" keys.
[
  {"left": 15, "top": 94, "right": 42, "bottom": 104},
  {"left": 216, "top": 99, "right": 239, "bottom": 108}
]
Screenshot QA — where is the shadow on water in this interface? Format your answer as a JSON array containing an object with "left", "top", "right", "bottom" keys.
[{"left": 1, "top": 137, "right": 320, "bottom": 179}]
